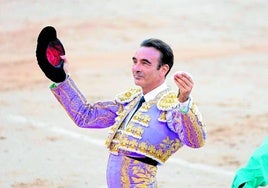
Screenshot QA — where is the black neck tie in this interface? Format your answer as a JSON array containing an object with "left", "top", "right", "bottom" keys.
[
  {"left": 130, "top": 96, "right": 145, "bottom": 119},
  {"left": 136, "top": 96, "right": 145, "bottom": 111}
]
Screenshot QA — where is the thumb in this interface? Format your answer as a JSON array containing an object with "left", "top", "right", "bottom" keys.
[{"left": 60, "top": 55, "right": 69, "bottom": 74}]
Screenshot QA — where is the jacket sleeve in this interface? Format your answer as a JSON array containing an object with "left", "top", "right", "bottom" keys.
[
  {"left": 50, "top": 77, "right": 119, "bottom": 129},
  {"left": 167, "top": 102, "right": 206, "bottom": 148}
]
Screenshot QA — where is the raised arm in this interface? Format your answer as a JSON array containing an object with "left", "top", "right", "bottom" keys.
[{"left": 51, "top": 77, "right": 119, "bottom": 129}]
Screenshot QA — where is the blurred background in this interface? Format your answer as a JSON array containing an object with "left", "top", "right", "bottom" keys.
[{"left": 0, "top": 0, "right": 268, "bottom": 187}]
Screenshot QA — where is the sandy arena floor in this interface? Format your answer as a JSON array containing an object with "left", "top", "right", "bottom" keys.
[{"left": 0, "top": 1, "right": 268, "bottom": 187}]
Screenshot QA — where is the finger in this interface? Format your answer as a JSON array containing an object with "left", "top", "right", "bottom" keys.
[
  {"left": 182, "top": 74, "right": 194, "bottom": 85},
  {"left": 174, "top": 76, "right": 192, "bottom": 89},
  {"left": 175, "top": 73, "right": 194, "bottom": 85},
  {"left": 174, "top": 77, "right": 189, "bottom": 90},
  {"left": 174, "top": 71, "right": 194, "bottom": 83}
]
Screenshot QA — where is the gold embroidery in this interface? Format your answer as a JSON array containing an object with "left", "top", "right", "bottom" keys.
[
  {"left": 116, "top": 104, "right": 123, "bottom": 115},
  {"left": 125, "top": 123, "right": 144, "bottom": 139},
  {"left": 134, "top": 127, "right": 144, "bottom": 138},
  {"left": 116, "top": 87, "right": 142, "bottom": 103},
  {"left": 120, "top": 156, "right": 157, "bottom": 187},
  {"left": 182, "top": 105, "right": 205, "bottom": 148},
  {"left": 131, "top": 163, "right": 157, "bottom": 185},
  {"left": 118, "top": 135, "right": 182, "bottom": 164},
  {"left": 125, "top": 123, "right": 135, "bottom": 133},
  {"left": 106, "top": 88, "right": 185, "bottom": 164},
  {"left": 132, "top": 112, "right": 150, "bottom": 127},
  {"left": 129, "top": 139, "right": 138, "bottom": 149},
  {"left": 139, "top": 142, "right": 148, "bottom": 153},
  {"left": 148, "top": 145, "right": 157, "bottom": 155},
  {"left": 140, "top": 102, "right": 152, "bottom": 112},
  {"left": 157, "top": 91, "right": 179, "bottom": 111},
  {"left": 121, "top": 135, "right": 129, "bottom": 147},
  {"left": 121, "top": 156, "right": 131, "bottom": 187},
  {"left": 105, "top": 97, "right": 140, "bottom": 148},
  {"left": 109, "top": 142, "right": 119, "bottom": 154},
  {"left": 162, "top": 150, "right": 171, "bottom": 162},
  {"left": 114, "top": 132, "right": 122, "bottom": 140},
  {"left": 158, "top": 111, "right": 167, "bottom": 122},
  {"left": 155, "top": 149, "right": 163, "bottom": 158}
]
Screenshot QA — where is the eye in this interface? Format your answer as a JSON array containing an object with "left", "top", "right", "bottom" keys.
[
  {"left": 141, "top": 59, "right": 151, "bottom": 65},
  {"left": 132, "top": 57, "right": 137, "bottom": 64}
]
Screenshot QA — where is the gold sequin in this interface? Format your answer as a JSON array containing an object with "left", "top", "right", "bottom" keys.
[
  {"left": 157, "top": 91, "right": 179, "bottom": 111},
  {"left": 115, "top": 87, "right": 142, "bottom": 103}
]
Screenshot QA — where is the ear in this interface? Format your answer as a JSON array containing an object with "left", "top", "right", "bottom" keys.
[{"left": 161, "top": 64, "right": 170, "bottom": 76}]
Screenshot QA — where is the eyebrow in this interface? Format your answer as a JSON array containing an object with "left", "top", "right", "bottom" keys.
[{"left": 132, "top": 57, "right": 152, "bottom": 64}]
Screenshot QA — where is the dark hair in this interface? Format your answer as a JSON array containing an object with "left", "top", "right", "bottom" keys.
[{"left": 140, "top": 38, "right": 174, "bottom": 76}]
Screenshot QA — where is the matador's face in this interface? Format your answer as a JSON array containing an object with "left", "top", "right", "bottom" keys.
[{"left": 132, "top": 47, "right": 168, "bottom": 95}]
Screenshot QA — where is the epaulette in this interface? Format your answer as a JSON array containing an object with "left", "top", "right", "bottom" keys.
[
  {"left": 115, "top": 87, "right": 142, "bottom": 104},
  {"left": 157, "top": 91, "right": 179, "bottom": 111}
]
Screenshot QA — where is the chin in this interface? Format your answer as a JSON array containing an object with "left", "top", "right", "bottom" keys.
[{"left": 134, "top": 80, "right": 142, "bottom": 87}]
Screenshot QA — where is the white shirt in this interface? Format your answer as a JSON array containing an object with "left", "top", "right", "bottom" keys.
[
  {"left": 144, "top": 81, "right": 190, "bottom": 111},
  {"left": 123, "top": 82, "right": 190, "bottom": 127}
]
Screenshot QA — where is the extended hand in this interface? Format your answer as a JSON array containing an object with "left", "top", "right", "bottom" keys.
[{"left": 174, "top": 71, "right": 194, "bottom": 103}]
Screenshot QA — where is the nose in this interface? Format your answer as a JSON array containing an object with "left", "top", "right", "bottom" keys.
[{"left": 132, "top": 62, "right": 141, "bottom": 72}]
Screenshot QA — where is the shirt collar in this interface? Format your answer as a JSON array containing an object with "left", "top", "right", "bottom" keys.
[{"left": 143, "top": 82, "right": 168, "bottom": 102}]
